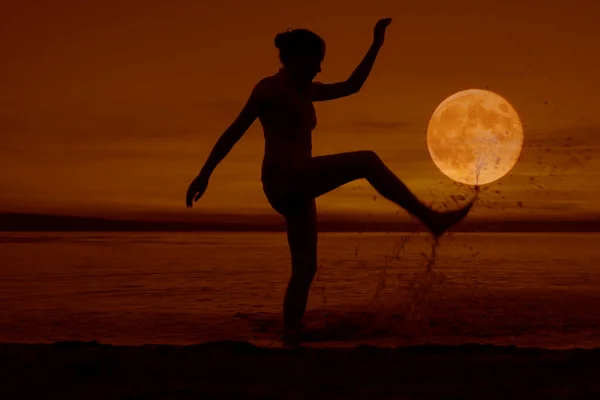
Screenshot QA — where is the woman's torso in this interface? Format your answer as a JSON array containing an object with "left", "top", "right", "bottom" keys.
[{"left": 257, "top": 69, "right": 317, "bottom": 177}]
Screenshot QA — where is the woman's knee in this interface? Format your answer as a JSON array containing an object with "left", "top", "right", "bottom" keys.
[
  {"left": 354, "top": 150, "right": 382, "bottom": 170},
  {"left": 291, "top": 260, "right": 317, "bottom": 284}
]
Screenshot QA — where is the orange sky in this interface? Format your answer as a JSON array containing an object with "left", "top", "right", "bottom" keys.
[{"left": 1, "top": 0, "right": 599, "bottom": 221}]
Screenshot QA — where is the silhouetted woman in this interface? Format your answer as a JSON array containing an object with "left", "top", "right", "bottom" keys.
[{"left": 186, "top": 18, "right": 473, "bottom": 342}]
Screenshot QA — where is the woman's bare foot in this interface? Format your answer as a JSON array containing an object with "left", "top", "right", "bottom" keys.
[
  {"left": 282, "top": 327, "right": 303, "bottom": 347},
  {"left": 425, "top": 199, "right": 475, "bottom": 238},
  {"left": 282, "top": 321, "right": 307, "bottom": 347}
]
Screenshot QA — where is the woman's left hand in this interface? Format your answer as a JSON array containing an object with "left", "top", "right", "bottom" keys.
[{"left": 186, "top": 172, "right": 210, "bottom": 208}]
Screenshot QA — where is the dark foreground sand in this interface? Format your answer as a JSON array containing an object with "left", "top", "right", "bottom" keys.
[{"left": 1, "top": 341, "right": 600, "bottom": 399}]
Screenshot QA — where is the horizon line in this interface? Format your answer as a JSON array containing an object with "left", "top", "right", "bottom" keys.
[{"left": 2, "top": 211, "right": 600, "bottom": 233}]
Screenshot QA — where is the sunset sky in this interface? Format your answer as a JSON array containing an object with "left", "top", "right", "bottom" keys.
[{"left": 1, "top": 0, "right": 598, "bottom": 221}]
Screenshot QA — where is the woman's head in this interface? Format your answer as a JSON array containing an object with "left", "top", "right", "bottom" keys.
[{"left": 275, "top": 29, "right": 325, "bottom": 82}]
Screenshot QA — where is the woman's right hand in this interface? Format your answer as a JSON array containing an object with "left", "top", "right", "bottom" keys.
[
  {"left": 373, "top": 18, "right": 392, "bottom": 48},
  {"left": 186, "top": 172, "right": 210, "bottom": 208}
]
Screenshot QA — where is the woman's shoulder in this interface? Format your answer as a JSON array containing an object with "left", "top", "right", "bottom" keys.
[
  {"left": 253, "top": 74, "right": 282, "bottom": 97},
  {"left": 248, "top": 75, "right": 286, "bottom": 110}
]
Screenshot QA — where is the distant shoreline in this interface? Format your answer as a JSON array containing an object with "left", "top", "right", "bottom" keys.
[{"left": 2, "top": 212, "right": 600, "bottom": 233}]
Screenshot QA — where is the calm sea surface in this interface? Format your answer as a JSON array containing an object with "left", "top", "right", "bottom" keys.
[{"left": 1, "top": 232, "right": 599, "bottom": 348}]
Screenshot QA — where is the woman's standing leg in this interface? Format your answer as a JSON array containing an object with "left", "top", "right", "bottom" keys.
[{"left": 282, "top": 199, "right": 318, "bottom": 336}]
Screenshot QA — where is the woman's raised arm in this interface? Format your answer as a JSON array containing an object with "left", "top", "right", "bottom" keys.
[{"left": 311, "top": 18, "right": 392, "bottom": 102}]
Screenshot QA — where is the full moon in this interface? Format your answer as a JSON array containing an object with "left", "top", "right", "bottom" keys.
[{"left": 427, "top": 89, "right": 523, "bottom": 185}]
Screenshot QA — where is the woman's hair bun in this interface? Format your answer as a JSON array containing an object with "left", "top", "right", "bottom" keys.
[{"left": 274, "top": 30, "right": 291, "bottom": 50}]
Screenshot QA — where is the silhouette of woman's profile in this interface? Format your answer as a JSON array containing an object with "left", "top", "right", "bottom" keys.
[{"left": 186, "top": 18, "right": 474, "bottom": 343}]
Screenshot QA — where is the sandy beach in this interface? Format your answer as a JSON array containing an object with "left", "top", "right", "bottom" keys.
[{"left": 2, "top": 340, "right": 600, "bottom": 399}]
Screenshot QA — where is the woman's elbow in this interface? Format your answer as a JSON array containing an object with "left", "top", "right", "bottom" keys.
[{"left": 344, "top": 80, "right": 363, "bottom": 95}]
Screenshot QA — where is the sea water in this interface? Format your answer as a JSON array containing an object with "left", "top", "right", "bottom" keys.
[{"left": 1, "top": 231, "right": 599, "bottom": 348}]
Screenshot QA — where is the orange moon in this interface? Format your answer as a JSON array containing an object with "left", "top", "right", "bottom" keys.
[{"left": 427, "top": 89, "right": 524, "bottom": 185}]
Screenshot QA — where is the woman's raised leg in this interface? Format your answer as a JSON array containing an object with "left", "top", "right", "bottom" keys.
[{"left": 294, "top": 150, "right": 473, "bottom": 236}]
